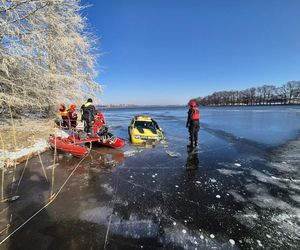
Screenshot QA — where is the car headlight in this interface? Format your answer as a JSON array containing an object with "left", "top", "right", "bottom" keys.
[{"left": 134, "top": 135, "right": 141, "bottom": 139}]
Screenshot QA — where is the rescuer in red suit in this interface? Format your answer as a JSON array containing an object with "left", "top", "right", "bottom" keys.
[{"left": 186, "top": 100, "right": 200, "bottom": 148}]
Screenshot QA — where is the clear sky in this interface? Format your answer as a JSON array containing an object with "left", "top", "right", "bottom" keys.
[{"left": 82, "top": 0, "right": 300, "bottom": 105}]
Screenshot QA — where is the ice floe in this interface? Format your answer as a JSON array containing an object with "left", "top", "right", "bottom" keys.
[
  {"left": 101, "top": 183, "right": 114, "bottom": 195},
  {"left": 233, "top": 208, "right": 258, "bottom": 228},
  {"left": 229, "top": 239, "right": 235, "bottom": 245},
  {"left": 124, "top": 150, "right": 137, "bottom": 157},
  {"left": 289, "top": 194, "right": 300, "bottom": 203},
  {"left": 165, "top": 150, "right": 181, "bottom": 158},
  {"left": 210, "top": 178, "right": 217, "bottom": 183},
  {"left": 217, "top": 168, "right": 244, "bottom": 176},
  {"left": 228, "top": 190, "right": 246, "bottom": 203},
  {"left": 250, "top": 170, "right": 287, "bottom": 189},
  {"left": 257, "top": 240, "right": 263, "bottom": 247}
]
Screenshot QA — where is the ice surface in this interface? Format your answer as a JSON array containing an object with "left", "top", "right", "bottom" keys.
[
  {"left": 203, "top": 106, "right": 300, "bottom": 145},
  {"left": 10, "top": 106, "right": 300, "bottom": 249}
]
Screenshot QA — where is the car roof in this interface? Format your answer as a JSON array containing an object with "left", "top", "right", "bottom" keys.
[{"left": 134, "top": 115, "right": 152, "bottom": 122}]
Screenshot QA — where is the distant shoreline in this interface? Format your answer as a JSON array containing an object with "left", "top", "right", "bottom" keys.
[
  {"left": 199, "top": 103, "right": 300, "bottom": 108},
  {"left": 97, "top": 104, "right": 300, "bottom": 109}
]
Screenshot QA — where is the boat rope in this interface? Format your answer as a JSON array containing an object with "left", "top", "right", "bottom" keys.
[{"left": 0, "top": 150, "right": 90, "bottom": 245}]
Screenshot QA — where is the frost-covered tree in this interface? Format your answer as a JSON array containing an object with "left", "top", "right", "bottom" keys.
[
  {"left": 0, "top": 0, "right": 100, "bottom": 116},
  {"left": 285, "top": 81, "right": 300, "bottom": 104}
]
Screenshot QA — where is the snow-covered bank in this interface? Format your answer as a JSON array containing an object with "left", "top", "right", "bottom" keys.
[
  {"left": 0, "top": 118, "right": 52, "bottom": 168},
  {"left": 0, "top": 139, "right": 49, "bottom": 168}
]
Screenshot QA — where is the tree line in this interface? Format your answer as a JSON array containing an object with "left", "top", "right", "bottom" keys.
[
  {"left": 195, "top": 81, "right": 300, "bottom": 106},
  {"left": 0, "top": 0, "right": 100, "bottom": 117}
]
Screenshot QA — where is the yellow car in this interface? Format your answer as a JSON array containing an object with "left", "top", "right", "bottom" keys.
[{"left": 128, "top": 116, "right": 164, "bottom": 144}]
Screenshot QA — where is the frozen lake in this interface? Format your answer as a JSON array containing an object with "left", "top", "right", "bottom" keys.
[{"left": 1, "top": 106, "right": 300, "bottom": 249}]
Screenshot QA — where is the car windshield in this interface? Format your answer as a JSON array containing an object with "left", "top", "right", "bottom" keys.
[{"left": 134, "top": 121, "right": 156, "bottom": 130}]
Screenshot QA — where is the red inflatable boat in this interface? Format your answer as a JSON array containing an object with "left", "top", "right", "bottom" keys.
[
  {"left": 49, "top": 136, "right": 90, "bottom": 157},
  {"left": 49, "top": 131, "right": 125, "bottom": 157}
]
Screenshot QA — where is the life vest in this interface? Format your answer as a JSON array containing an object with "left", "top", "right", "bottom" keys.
[
  {"left": 67, "top": 110, "right": 78, "bottom": 127},
  {"left": 60, "top": 110, "right": 68, "bottom": 119},
  {"left": 93, "top": 112, "right": 106, "bottom": 133},
  {"left": 81, "top": 102, "right": 93, "bottom": 111},
  {"left": 191, "top": 107, "right": 200, "bottom": 120}
]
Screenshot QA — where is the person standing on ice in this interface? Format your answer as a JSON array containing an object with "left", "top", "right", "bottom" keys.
[
  {"left": 80, "top": 98, "right": 97, "bottom": 136},
  {"left": 186, "top": 100, "right": 200, "bottom": 148}
]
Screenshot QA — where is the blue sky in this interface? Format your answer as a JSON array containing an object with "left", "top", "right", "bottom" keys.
[{"left": 82, "top": 0, "right": 300, "bottom": 105}]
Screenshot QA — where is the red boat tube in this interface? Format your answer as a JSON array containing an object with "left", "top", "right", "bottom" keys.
[
  {"left": 95, "top": 137, "right": 125, "bottom": 148},
  {"left": 48, "top": 136, "right": 89, "bottom": 157},
  {"left": 67, "top": 135, "right": 125, "bottom": 149}
]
